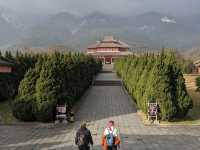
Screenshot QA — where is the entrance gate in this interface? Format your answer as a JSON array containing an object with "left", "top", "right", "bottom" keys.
[{"left": 105, "top": 57, "right": 112, "bottom": 64}]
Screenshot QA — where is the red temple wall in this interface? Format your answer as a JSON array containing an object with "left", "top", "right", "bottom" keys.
[
  {"left": 96, "top": 47, "right": 119, "bottom": 52},
  {"left": 0, "top": 66, "right": 12, "bottom": 73}
]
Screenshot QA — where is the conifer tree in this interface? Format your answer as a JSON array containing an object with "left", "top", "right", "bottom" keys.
[
  {"left": 35, "top": 57, "right": 61, "bottom": 122},
  {"left": 175, "top": 70, "right": 193, "bottom": 117},
  {"left": 115, "top": 50, "right": 193, "bottom": 120},
  {"left": 0, "top": 51, "right": 2, "bottom": 58},
  {"left": 12, "top": 68, "right": 38, "bottom": 121}
]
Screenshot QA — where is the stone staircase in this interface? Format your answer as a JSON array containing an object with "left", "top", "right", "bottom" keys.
[
  {"left": 93, "top": 80, "right": 122, "bottom": 86},
  {"left": 94, "top": 65, "right": 122, "bottom": 86}
]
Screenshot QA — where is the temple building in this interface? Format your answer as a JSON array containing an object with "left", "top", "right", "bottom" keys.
[
  {"left": 87, "top": 36, "right": 132, "bottom": 64},
  {"left": 0, "top": 59, "right": 12, "bottom": 73}
]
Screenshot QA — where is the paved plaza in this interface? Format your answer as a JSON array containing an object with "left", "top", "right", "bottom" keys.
[{"left": 1, "top": 72, "right": 200, "bottom": 150}]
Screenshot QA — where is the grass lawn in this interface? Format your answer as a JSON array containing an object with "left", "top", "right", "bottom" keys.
[{"left": 0, "top": 100, "right": 17, "bottom": 124}]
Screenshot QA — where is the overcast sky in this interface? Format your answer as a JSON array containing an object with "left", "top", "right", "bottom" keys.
[{"left": 0, "top": 0, "right": 199, "bottom": 16}]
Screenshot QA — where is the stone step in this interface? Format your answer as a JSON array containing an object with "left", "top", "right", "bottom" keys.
[
  {"left": 93, "top": 80, "right": 122, "bottom": 86},
  {"left": 100, "top": 70, "right": 114, "bottom": 73}
]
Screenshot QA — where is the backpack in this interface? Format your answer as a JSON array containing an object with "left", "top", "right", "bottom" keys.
[
  {"left": 106, "top": 131, "right": 114, "bottom": 146},
  {"left": 78, "top": 131, "right": 87, "bottom": 146}
]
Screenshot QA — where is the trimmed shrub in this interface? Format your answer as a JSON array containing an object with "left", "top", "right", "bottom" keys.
[
  {"left": 34, "top": 57, "right": 61, "bottom": 122},
  {"left": 0, "top": 73, "right": 15, "bottom": 101},
  {"left": 0, "top": 51, "right": 39, "bottom": 101},
  {"left": 12, "top": 97, "right": 36, "bottom": 121},
  {"left": 12, "top": 64, "right": 42, "bottom": 121},
  {"left": 196, "top": 76, "right": 200, "bottom": 91},
  {"left": 12, "top": 52, "right": 101, "bottom": 122},
  {"left": 115, "top": 50, "right": 192, "bottom": 121},
  {"left": 34, "top": 100, "right": 56, "bottom": 122}
]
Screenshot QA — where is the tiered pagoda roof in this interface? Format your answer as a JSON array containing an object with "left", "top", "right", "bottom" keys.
[
  {"left": 0, "top": 59, "right": 12, "bottom": 66},
  {"left": 88, "top": 36, "right": 129, "bottom": 49}
]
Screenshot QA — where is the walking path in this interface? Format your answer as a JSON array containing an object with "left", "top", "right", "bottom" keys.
[{"left": 1, "top": 67, "right": 200, "bottom": 150}]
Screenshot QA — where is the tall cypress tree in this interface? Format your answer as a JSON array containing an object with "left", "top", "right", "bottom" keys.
[
  {"left": 115, "top": 50, "right": 192, "bottom": 120},
  {"left": 35, "top": 57, "right": 61, "bottom": 122}
]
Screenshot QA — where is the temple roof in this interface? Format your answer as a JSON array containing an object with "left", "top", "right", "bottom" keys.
[
  {"left": 88, "top": 36, "right": 129, "bottom": 49},
  {"left": 88, "top": 51, "right": 133, "bottom": 56},
  {"left": 0, "top": 59, "right": 12, "bottom": 66}
]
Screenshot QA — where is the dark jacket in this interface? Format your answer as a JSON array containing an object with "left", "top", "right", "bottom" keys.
[{"left": 75, "top": 127, "right": 93, "bottom": 146}]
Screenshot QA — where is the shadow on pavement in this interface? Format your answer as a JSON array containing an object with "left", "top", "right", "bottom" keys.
[
  {"left": 120, "top": 133, "right": 200, "bottom": 150},
  {"left": 75, "top": 86, "right": 137, "bottom": 122},
  {"left": 1, "top": 141, "right": 102, "bottom": 150}
]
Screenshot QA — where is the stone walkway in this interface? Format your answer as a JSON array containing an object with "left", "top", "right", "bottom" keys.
[{"left": 1, "top": 72, "right": 200, "bottom": 150}]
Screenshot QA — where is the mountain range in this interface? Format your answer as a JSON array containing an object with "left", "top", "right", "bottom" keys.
[{"left": 0, "top": 7, "right": 200, "bottom": 51}]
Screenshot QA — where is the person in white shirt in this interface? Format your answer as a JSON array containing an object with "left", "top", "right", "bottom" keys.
[{"left": 102, "top": 121, "right": 120, "bottom": 150}]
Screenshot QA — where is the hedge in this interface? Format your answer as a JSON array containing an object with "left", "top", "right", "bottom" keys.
[
  {"left": 0, "top": 51, "right": 39, "bottom": 101},
  {"left": 12, "top": 97, "right": 36, "bottom": 121},
  {"left": 12, "top": 52, "right": 102, "bottom": 122},
  {"left": 196, "top": 76, "right": 200, "bottom": 91},
  {"left": 115, "top": 50, "right": 193, "bottom": 120}
]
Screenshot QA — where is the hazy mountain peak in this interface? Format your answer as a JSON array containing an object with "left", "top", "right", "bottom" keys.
[
  {"left": 86, "top": 11, "right": 109, "bottom": 19},
  {"left": 54, "top": 11, "right": 79, "bottom": 19},
  {"left": 0, "top": 9, "right": 199, "bottom": 50}
]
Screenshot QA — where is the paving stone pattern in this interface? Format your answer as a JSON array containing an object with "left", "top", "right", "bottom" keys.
[{"left": 0, "top": 72, "right": 200, "bottom": 150}]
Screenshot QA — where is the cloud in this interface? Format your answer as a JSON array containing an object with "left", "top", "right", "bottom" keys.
[
  {"left": 161, "top": 17, "right": 176, "bottom": 24},
  {"left": 0, "top": 0, "right": 199, "bottom": 16}
]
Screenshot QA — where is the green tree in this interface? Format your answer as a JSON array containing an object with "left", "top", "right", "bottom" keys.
[
  {"left": 115, "top": 50, "right": 192, "bottom": 120},
  {"left": 196, "top": 76, "right": 200, "bottom": 91},
  {"left": 35, "top": 58, "right": 61, "bottom": 122}
]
